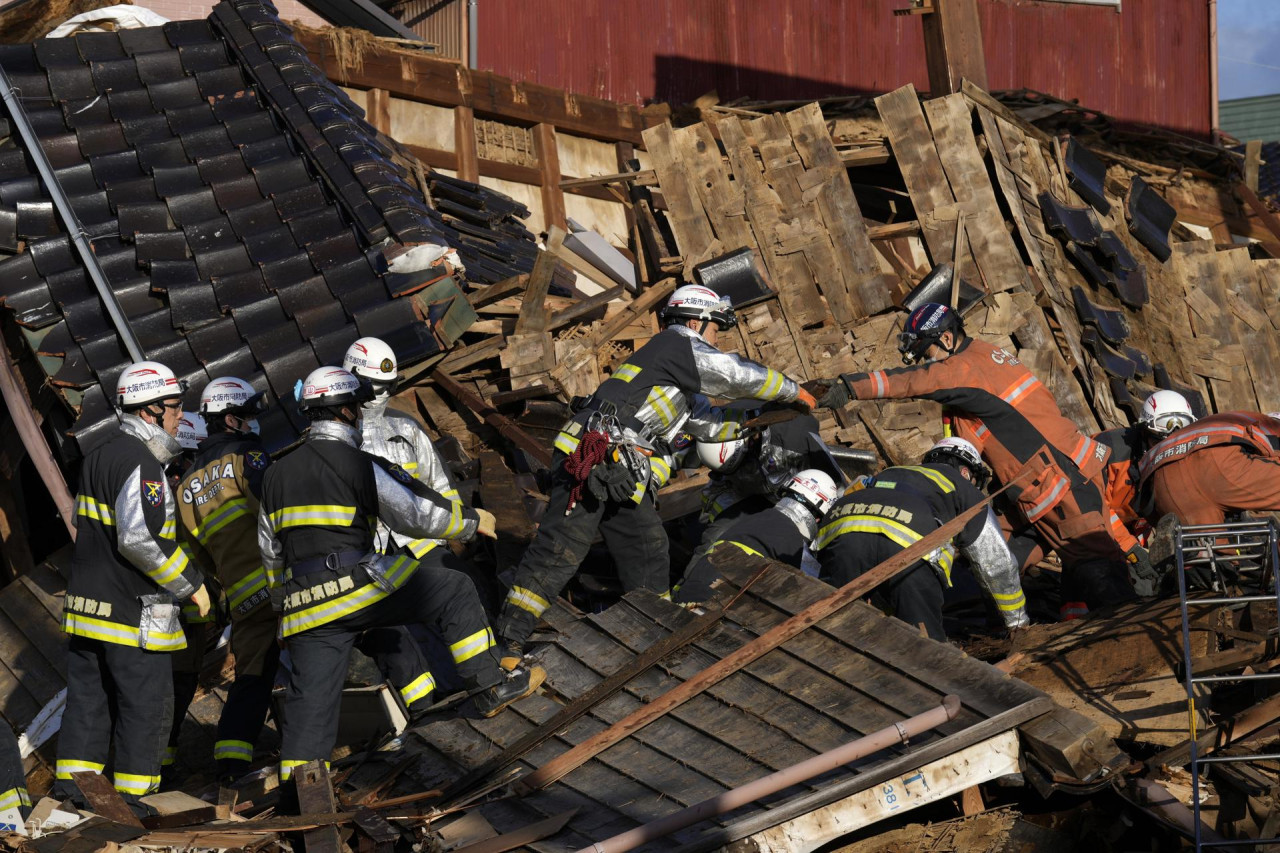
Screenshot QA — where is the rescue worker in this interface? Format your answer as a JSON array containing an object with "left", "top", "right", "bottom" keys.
[
  {"left": 0, "top": 725, "right": 30, "bottom": 829},
  {"left": 494, "top": 285, "right": 815, "bottom": 666},
  {"left": 342, "top": 336, "right": 472, "bottom": 710},
  {"left": 689, "top": 405, "right": 835, "bottom": 568},
  {"left": 1138, "top": 411, "right": 1280, "bottom": 527},
  {"left": 164, "top": 410, "right": 213, "bottom": 779},
  {"left": 54, "top": 361, "right": 211, "bottom": 815},
  {"left": 817, "top": 302, "right": 1136, "bottom": 616},
  {"left": 173, "top": 377, "right": 279, "bottom": 783},
  {"left": 676, "top": 469, "right": 838, "bottom": 604},
  {"left": 258, "top": 367, "right": 541, "bottom": 783},
  {"left": 813, "top": 439, "right": 1029, "bottom": 641}
]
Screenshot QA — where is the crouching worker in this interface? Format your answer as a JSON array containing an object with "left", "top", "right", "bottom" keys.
[
  {"left": 813, "top": 439, "right": 1028, "bottom": 641},
  {"left": 258, "top": 368, "right": 543, "bottom": 783},
  {"left": 54, "top": 361, "right": 211, "bottom": 815},
  {"left": 676, "top": 469, "right": 838, "bottom": 604},
  {"left": 494, "top": 285, "right": 814, "bottom": 666}
]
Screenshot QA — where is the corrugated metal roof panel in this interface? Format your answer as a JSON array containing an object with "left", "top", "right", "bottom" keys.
[{"left": 1221, "top": 94, "right": 1280, "bottom": 143}]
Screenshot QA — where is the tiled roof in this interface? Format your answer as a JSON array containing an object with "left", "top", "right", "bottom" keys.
[
  {"left": 0, "top": 0, "right": 533, "bottom": 459},
  {"left": 1221, "top": 94, "right": 1280, "bottom": 145}
]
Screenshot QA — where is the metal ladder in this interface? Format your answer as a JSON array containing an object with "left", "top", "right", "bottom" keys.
[{"left": 1175, "top": 519, "right": 1280, "bottom": 849}]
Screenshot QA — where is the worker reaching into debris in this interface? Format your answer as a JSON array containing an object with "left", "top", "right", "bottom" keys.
[
  {"left": 54, "top": 361, "right": 211, "bottom": 815},
  {"left": 688, "top": 404, "right": 840, "bottom": 571},
  {"left": 817, "top": 302, "right": 1138, "bottom": 619},
  {"left": 342, "top": 335, "right": 476, "bottom": 714},
  {"left": 258, "top": 367, "right": 542, "bottom": 784},
  {"left": 1138, "top": 410, "right": 1280, "bottom": 529},
  {"left": 676, "top": 469, "right": 838, "bottom": 604},
  {"left": 169, "top": 376, "right": 279, "bottom": 784},
  {"left": 493, "top": 285, "right": 815, "bottom": 666},
  {"left": 813, "top": 439, "right": 1028, "bottom": 641}
]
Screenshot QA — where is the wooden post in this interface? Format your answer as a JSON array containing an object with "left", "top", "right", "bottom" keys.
[
  {"left": 454, "top": 105, "right": 479, "bottom": 182},
  {"left": 0, "top": 350, "right": 74, "bottom": 539},
  {"left": 535, "top": 123, "right": 568, "bottom": 231},
  {"left": 1245, "top": 139, "right": 1263, "bottom": 193},
  {"left": 366, "top": 88, "right": 391, "bottom": 135},
  {"left": 921, "top": 0, "right": 989, "bottom": 96},
  {"left": 295, "top": 761, "right": 342, "bottom": 853}
]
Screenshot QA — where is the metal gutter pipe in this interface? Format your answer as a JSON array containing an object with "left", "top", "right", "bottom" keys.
[
  {"left": 468, "top": 0, "right": 478, "bottom": 69},
  {"left": 0, "top": 66, "right": 145, "bottom": 362},
  {"left": 571, "top": 695, "right": 962, "bottom": 853}
]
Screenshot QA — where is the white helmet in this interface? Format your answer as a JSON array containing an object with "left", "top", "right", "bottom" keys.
[
  {"left": 298, "top": 366, "right": 372, "bottom": 411},
  {"left": 176, "top": 411, "right": 207, "bottom": 450},
  {"left": 116, "top": 360, "right": 185, "bottom": 409},
  {"left": 922, "top": 437, "right": 990, "bottom": 488},
  {"left": 786, "top": 469, "right": 839, "bottom": 517},
  {"left": 200, "top": 376, "right": 264, "bottom": 416},
  {"left": 696, "top": 436, "right": 749, "bottom": 473},
  {"left": 1140, "top": 390, "right": 1195, "bottom": 435},
  {"left": 661, "top": 285, "right": 736, "bottom": 329},
  {"left": 342, "top": 337, "right": 397, "bottom": 385}
]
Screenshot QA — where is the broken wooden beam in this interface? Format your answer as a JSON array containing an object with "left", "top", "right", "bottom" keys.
[
  {"left": 431, "top": 370, "right": 553, "bottom": 468},
  {"left": 71, "top": 771, "right": 144, "bottom": 829},
  {"left": 515, "top": 471, "right": 1030, "bottom": 793},
  {"left": 295, "top": 760, "right": 342, "bottom": 853}
]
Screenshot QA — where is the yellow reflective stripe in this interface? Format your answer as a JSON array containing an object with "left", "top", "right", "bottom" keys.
[
  {"left": 814, "top": 515, "right": 923, "bottom": 551},
  {"left": 281, "top": 583, "right": 390, "bottom": 637},
  {"left": 401, "top": 462, "right": 419, "bottom": 472},
  {"left": 75, "top": 495, "right": 115, "bottom": 525},
  {"left": 195, "top": 498, "right": 250, "bottom": 544},
  {"left": 613, "top": 363, "right": 642, "bottom": 383},
  {"left": 440, "top": 488, "right": 460, "bottom": 501},
  {"left": 709, "top": 539, "right": 765, "bottom": 559},
  {"left": 659, "top": 590, "right": 672, "bottom": 600},
  {"left": 407, "top": 538, "right": 439, "bottom": 558},
  {"left": 147, "top": 544, "right": 192, "bottom": 587},
  {"left": 269, "top": 505, "right": 358, "bottom": 531},
  {"left": 63, "top": 612, "right": 142, "bottom": 645},
  {"left": 992, "top": 590, "right": 1027, "bottom": 611},
  {"left": 554, "top": 432, "right": 581, "bottom": 455},
  {"left": 142, "top": 627, "right": 188, "bottom": 651},
  {"left": 113, "top": 772, "right": 160, "bottom": 795},
  {"left": 895, "top": 465, "right": 956, "bottom": 493},
  {"left": 629, "top": 478, "right": 647, "bottom": 504},
  {"left": 226, "top": 567, "right": 269, "bottom": 609},
  {"left": 214, "top": 740, "right": 254, "bottom": 761},
  {"left": 400, "top": 672, "right": 436, "bottom": 705},
  {"left": 182, "top": 601, "right": 215, "bottom": 623},
  {"left": 0, "top": 788, "right": 30, "bottom": 811},
  {"left": 756, "top": 369, "right": 784, "bottom": 400},
  {"left": 506, "top": 585, "right": 550, "bottom": 616},
  {"left": 442, "top": 501, "right": 466, "bottom": 538},
  {"left": 647, "top": 387, "right": 678, "bottom": 427},
  {"left": 650, "top": 456, "right": 673, "bottom": 488},
  {"left": 450, "top": 627, "right": 495, "bottom": 664},
  {"left": 56, "top": 759, "right": 104, "bottom": 779},
  {"left": 161, "top": 745, "right": 178, "bottom": 766},
  {"left": 280, "top": 759, "right": 327, "bottom": 781},
  {"left": 160, "top": 519, "right": 177, "bottom": 540}
]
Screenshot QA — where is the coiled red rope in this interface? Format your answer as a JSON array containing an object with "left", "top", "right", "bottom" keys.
[{"left": 564, "top": 430, "right": 611, "bottom": 511}]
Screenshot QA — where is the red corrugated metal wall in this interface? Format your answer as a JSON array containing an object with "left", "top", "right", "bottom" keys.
[{"left": 476, "top": 0, "right": 1210, "bottom": 136}]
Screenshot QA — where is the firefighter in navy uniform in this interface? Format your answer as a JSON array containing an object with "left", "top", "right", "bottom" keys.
[
  {"left": 817, "top": 302, "right": 1137, "bottom": 618},
  {"left": 676, "top": 469, "right": 838, "bottom": 604},
  {"left": 164, "top": 410, "right": 212, "bottom": 779},
  {"left": 170, "top": 376, "right": 282, "bottom": 783},
  {"left": 494, "top": 285, "right": 815, "bottom": 666},
  {"left": 258, "top": 367, "right": 542, "bottom": 783},
  {"left": 814, "top": 439, "right": 1028, "bottom": 641},
  {"left": 54, "top": 361, "right": 211, "bottom": 815}
]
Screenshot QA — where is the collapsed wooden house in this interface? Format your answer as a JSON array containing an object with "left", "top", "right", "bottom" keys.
[{"left": 3, "top": 6, "right": 1280, "bottom": 851}]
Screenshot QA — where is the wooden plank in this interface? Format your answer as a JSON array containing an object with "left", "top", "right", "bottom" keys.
[
  {"left": 975, "top": 104, "right": 1049, "bottom": 290},
  {"left": 469, "top": 275, "right": 529, "bottom": 309},
  {"left": 517, "top": 477, "right": 1026, "bottom": 793},
  {"left": 1217, "top": 248, "right": 1280, "bottom": 412},
  {"left": 0, "top": 582, "right": 65, "bottom": 678},
  {"left": 514, "top": 228, "right": 566, "bottom": 335},
  {"left": 297, "top": 33, "right": 651, "bottom": 145},
  {"left": 0, "top": 605, "right": 62, "bottom": 707},
  {"left": 922, "top": 0, "right": 989, "bottom": 95},
  {"left": 431, "top": 370, "right": 553, "bottom": 467},
  {"left": 641, "top": 122, "right": 720, "bottom": 271},
  {"left": 366, "top": 88, "right": 390, "bottom": 135},
  {"left": 548, "top": 284, "right": 624, "bottom": 331},
  {"left": 451, "top": 809, "right": 578, "bottom": 853},
  {"left": 785, "top": 102, "right": 893, "bottom": 320},
  {"left": 924, "top": 94, "right": 1031, "bottom": 293},
  {"left": 72, "top": 771, "right": 144, "bottom": 828},
  {"left": 1246, "top": 139, "right": 1263, "bottom": 193},
  {"left": 534, "top": 124, "right": 567, "bottom": 231},
  {"left": 876, "top": 85, "right": 958, "bottom": 264},
  {"left": 295, "top": 761, "right": 342, "bottom": 853},
  {"left": 454, "top": 106, "right": 479, "bottom": 183},
  {"left": 678, "top": 122, "right": 755, "bottom": 255},
  {"left": 1173, "top": 242, "right": 1257, "bottom": 412}
]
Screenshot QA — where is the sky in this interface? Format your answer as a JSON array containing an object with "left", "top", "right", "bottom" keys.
[{"left": 1220, "top": 0, "right": 1280, "bottom": 99}]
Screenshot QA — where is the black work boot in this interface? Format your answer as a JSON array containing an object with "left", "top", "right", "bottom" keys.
[{"left": 473, "top": 663, "right": 546, "bottom": 718}]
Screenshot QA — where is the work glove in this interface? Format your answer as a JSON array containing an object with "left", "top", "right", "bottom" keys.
[
  {"left": 792, "top": 387, "right": 817, "bottom": 413},
  {"left": 588, "top": 463, "right": 635, "bottom": 503},
  {"left": 1125, "top": 544, "right": 1161, "bottom": 597},
  {"left": 475, "top": 508, "right": 498, "bottom": 539},
  {"left": 814, "top": 377, "right": 854, "bottom": 409},
  {"left": 189, "top": 583, "right": 212, "bottom": 619}
]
